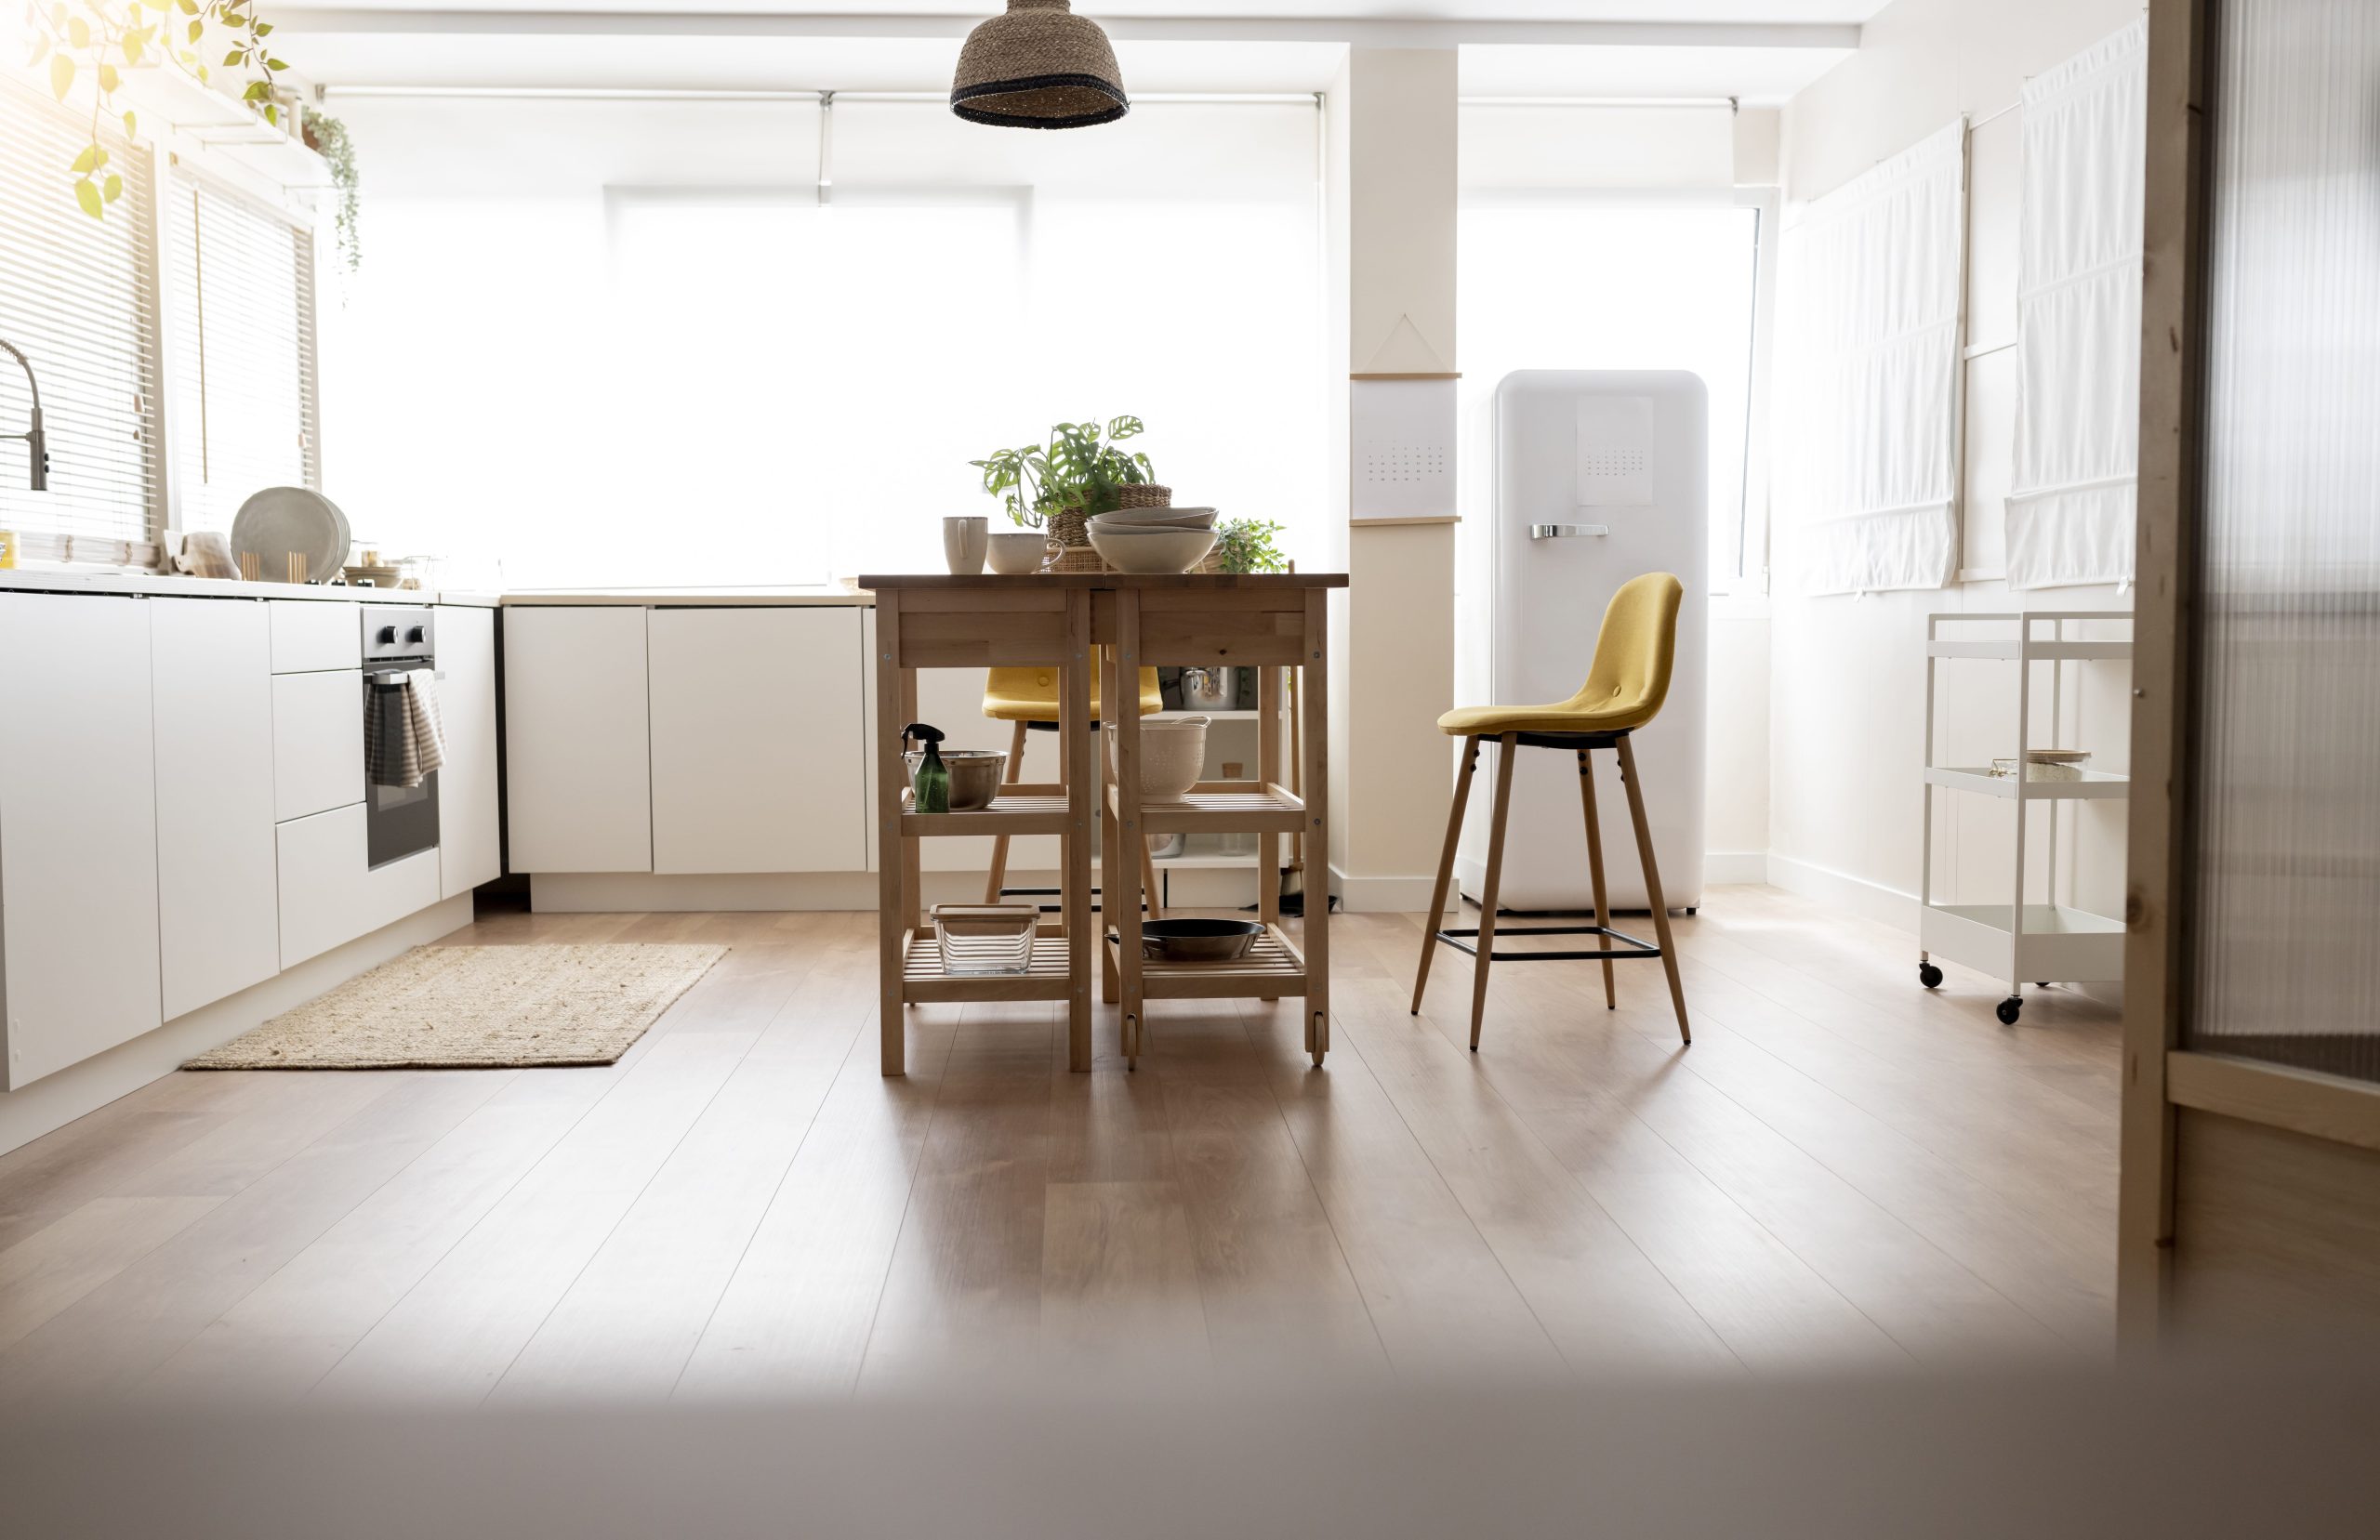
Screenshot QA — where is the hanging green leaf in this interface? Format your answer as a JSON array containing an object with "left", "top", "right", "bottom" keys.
[
  {"left": 74, "top": 177, "right": 101, "bottom": 217},
  {"left": 48, "top": 49, "right": 73, "bottom": 99},
  {"left": 99, "top": 62, "right": 118, "bottom": 91},
  {"left": 103, "top": 173, "right": 123, "bottom": 204}
]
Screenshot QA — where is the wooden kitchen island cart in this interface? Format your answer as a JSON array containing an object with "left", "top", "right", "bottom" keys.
[{"left": 863, "top": 571, "right": 1345, "bottom": 1076}]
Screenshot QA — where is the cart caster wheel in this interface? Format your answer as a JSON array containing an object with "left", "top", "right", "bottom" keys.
[
  {"left": 1996, "top": 996, "right": 2022, "bottom": 1025},
  {"left": 1918, "top": 963, "right": 1943, "bottom": 990}
]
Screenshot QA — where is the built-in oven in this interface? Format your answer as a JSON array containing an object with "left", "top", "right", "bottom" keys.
[{"left": 363, "top": 605, "right": 440, "bottom": 867}]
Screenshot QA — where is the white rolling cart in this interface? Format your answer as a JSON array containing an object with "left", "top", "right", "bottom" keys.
[{"left": 1918, "top": 611, "right": 2132, "bottom": 1023}]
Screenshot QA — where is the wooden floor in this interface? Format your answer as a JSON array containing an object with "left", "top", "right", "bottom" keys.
[{"left": 0, "top": 886, "right": 2122, "bottom": 1407}]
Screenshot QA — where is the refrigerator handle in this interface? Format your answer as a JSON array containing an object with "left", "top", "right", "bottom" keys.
[{"left": 1527, "top": 522, "right": 1611, "bottom": 540}]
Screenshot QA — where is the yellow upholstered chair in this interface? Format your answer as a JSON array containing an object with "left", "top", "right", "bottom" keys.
[
  {"left": 982, "top": 662, "right": 1166, "bottom": 913},
  {"left": 1412, "top": 572, "right": 1692, "bottom": 1051}
]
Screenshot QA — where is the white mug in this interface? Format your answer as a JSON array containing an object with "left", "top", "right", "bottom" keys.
[{"left": 943, "top": 516, "right": 988, "bottom": 576}]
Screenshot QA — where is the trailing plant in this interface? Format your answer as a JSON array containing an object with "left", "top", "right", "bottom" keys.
[
  {"left": 1212, "top": 517, "right": 1288, "bottom": 574},
  {"left": 301, "top": 103, "right": 360, "bottom": 271},
  {"left": 24, "top": 0, "right": 294, "bottom": 220},
  {"left": 972, "top": 416, "right": 1154, "bottom": 529}
]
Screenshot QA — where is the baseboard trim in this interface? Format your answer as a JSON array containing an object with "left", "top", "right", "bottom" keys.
[
  {"left": 1764, "top": 851, "right": 1917, "bottom": 933},
  {"left": 1327, "top": 866, "right": 1436, "bottom": 914},
  {"left": 530, "top": 869, "right": 1088, "bottom": 914},
  {"left": 0, "top": 894, "right": 474, "bottom": 1159},
  {"left": 1704, "top": 851, "right": 1769, "bottom": 886}
]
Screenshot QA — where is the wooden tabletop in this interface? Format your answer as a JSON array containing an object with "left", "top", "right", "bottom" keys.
[{"left": 857, "top": 571, "right": 1349, "bottom": 590}]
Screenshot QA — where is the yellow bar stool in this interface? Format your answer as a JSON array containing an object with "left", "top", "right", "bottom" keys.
[
  {"left": 1412, "top": 572, "right": 1692, "bottom": 1051},
  {"left": 983, "top": 660, "right": 1167, "bottom": 916}
]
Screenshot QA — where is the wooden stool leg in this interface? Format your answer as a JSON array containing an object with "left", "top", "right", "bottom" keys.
[
  {"left": 1468, "top": 733, "right": 1519, "bottom": 1052},
  {"left": 1577, "top": 748, "right": 1617, "bottom": 1010},
  {"left": 1413, "top": 736, "right": 1481, "bottom": 1014},
  {"left": 1615, "top": 735, "right": 1690, "bottom": 1046},
  {"left": 984, "top": 719, "right": 1030, "bottom": 903}
]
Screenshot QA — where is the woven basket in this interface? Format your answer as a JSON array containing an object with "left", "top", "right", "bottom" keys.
[
  {"left": 1115, "top": 483, "right": 1173, "bottom": 510},
  {"left": 1042, "top": 504, "right": 1105, "bottom": 573}
]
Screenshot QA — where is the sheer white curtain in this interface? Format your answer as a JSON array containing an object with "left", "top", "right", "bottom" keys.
[
  {"left": 319, "top": 95, "right": 1322, "bottom": 588},
  {"left": 2008, "top": 19, "right": 2147, "bottom": 590},
  {"left": 1774, "top": 121, "right": 1966, "bottom": 596}
]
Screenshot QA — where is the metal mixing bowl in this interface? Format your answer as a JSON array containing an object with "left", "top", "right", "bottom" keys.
[
  {"left": 905, "top": 748, "right": 1010, "bottom": 810},
  {"left": 1136, "top": 917, "right": 1264, "bottom": 963}
]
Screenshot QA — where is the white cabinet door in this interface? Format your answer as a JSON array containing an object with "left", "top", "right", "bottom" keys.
[
  {"left": 504, "top": 607, "right": 652, "bottom": 874},
  {"left": 648, "top": 608, "right": 866, "bottom": 874},
  {"left": 276, "top": 802, "right": 370, "bottom": 967},
  {"left": 434, "top": 606, "right": 500, "bottom": 897},
  {"left": 152, "top": 599, "right": 280, "bottom": 1022},
  {"left": 272, "top": 669, "right": 364, "bottom": 822},
  {"left": 0, "top": 594, "right": 161, "bottom": 1089}
]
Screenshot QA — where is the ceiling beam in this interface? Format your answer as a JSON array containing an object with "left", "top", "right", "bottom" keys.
[{"left": 273, "top": 10, "right": 1863, "bottom": 50}]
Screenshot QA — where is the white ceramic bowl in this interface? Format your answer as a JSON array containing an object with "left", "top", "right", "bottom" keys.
[
  {"left": 1087, "top": 524, "right": 1217, "bottom": 574},
  {"left": 1094, "top": 507, "right": 1218, "bottom": 530},
  {"left": 985, "top": 531, "right": 1047, "bottom": 574},
  {"left": 1104, "top": 716, "right": 1209, "bottom": 802}
]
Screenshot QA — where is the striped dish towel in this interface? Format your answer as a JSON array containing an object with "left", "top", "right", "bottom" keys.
[{"left": 365, "top": 672, "right": 447, "bottom": 788}]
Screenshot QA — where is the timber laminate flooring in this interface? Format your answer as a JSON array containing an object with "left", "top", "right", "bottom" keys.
[{"left": 0, "top": 888, "right": 2121, "bottom": 1408}]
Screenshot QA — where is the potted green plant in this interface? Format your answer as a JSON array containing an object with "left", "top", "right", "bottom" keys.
[
  {"left": 972, "top": 416, "right": 1157, "bottom": 565},
  {"left": 1210, "top": 517, "right": 1288, "bottom": 574}
]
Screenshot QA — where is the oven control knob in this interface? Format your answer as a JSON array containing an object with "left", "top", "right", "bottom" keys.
[
  {"left": 376, "top": 625, "right": 397, "bottom": 645},
  {"left": 405, "top": 626, "right": 427, "bottom": 645}
]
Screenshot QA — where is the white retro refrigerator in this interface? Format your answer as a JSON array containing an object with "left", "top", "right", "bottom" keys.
[{"left": 1455, "top": 370, "right": 1707, "bottom": 913}]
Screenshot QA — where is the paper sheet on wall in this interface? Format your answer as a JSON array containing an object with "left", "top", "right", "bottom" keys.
[
  {"left": 1351, "top": 377, "right": 1456, "bottom": 522},
  {"left": 2008, "top": 20, "right": 2147, "bottom": 590},
  {"left": 1774, "top": 121, "right": 1966, "bottom": 595}
]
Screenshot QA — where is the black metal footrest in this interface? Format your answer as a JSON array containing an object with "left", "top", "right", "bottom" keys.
[{"left": 1432, "top": 923, "right": 1661, "bottom": 964}]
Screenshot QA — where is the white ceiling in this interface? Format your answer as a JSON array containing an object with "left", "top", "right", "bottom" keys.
[{"left": 271, "top": 5, "right": 1872, "bottom": 103}]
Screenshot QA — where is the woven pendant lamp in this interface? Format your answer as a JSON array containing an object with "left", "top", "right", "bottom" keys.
[{"left": 951, "top": 1, "right": 1129, "bottom": 129}]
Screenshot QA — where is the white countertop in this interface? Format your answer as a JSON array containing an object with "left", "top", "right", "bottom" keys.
[
  {"left": 496, "top": 586, "right": 873, "bottom": 607},
  {"left": 0, "top": 568, "right": 500, "bottom": 606}
]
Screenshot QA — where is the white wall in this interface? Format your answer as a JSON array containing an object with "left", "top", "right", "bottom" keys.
[{"left": 1768, "top": 0, "right": 2142, "bottom": 931}]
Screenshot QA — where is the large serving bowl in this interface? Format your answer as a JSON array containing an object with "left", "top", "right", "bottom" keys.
[
  {"left": 1103, "top": 715, "right": 1208, "bottom": 801},
  {"left": 1087, "top": 523, "right": 1217, "bottom": 574},
  {"left": 1093, "top": 507, "right": 1217, "bottom": 530}
]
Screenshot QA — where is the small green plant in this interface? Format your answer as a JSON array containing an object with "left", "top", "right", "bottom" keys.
[
  {"left": 1212, "top": 518, "right": 1287, "bottom": 574},
  {"left": 301, "top": 104, "right": 360, "bottom": 271},
  {"left": 972, "top": 416, "right": 1154, "bottom": 529},
  {"left": 26, "top": 1, "right": 296, "bottom": 220}
]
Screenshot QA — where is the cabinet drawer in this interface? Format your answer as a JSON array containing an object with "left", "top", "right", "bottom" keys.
[
  {"left": 271, "top": 601, "right": 362, "bottom": 674},
  {"left": 272, "top": 670, "right": 363, "bottom": 822},
  {"left": 276, "top": 802, "right": 369, "bottom": 968}
]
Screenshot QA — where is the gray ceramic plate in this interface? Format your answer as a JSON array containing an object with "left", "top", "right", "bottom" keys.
[{"left": 231, "top": 486, "right": 350, "bottom": 584}]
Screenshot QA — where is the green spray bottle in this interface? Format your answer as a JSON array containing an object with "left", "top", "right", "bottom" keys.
[{"left": 904, "top": 722, "right": 950, "bottom": 814}]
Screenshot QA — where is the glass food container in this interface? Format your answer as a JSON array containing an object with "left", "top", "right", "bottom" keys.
[{"left": 931, "top": 903, "right": 1038, "bottom": 976}]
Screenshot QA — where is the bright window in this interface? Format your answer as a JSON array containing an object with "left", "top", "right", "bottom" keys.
[
  {"left": 321, "top": 97, "right": 1323, "bottom": 588},
  {"left": 1458, "top": 203, "right": 1762, "bottom": 584}
]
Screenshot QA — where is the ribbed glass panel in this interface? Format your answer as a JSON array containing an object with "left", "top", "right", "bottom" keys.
[
  {"left": 0, "top": 78, "right": 161, "bottom": 556},
  {"left": 168, "top": 169, "right": 319, "bottom": 536},
  {"left": 2188, "top": 0, "right": 2380, "bottom": 1081}
]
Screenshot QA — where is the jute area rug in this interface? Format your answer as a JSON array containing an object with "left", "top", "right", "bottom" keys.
[{"left": 186, "top": 943, "right": 726, "bottom": 1071}]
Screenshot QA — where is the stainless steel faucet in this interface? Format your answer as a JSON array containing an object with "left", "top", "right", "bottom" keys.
[{"left": 1, "top": 338, "right": 48, "bottom": 492}]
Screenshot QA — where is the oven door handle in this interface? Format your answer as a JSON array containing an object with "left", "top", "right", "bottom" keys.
[{"left": 367, "top": 669, "right": 421, "bottom": 686}]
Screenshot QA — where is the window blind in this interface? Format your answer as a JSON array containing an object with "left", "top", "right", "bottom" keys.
[
  {"left": 0, "top": 78, "right": 162, "bottom": 563},
  {"left": 167, "top": 168, "right": 320, "bottom": 537}
]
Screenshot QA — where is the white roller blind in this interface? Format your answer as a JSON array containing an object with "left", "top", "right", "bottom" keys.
[
  {"left": 167, "top": 169, "right": 320, "bottom": 537},
  {"left": 2008, "top": 19, "right": 2147, "bottom": 590},
  {"left": 1775, "top": 121, "right": 1966, "bottom": 596},
  {"left": 0, "top": 78, "right": 161, "bottom": 562}
]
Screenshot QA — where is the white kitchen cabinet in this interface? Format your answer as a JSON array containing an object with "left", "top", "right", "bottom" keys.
[
  {"left": 275, "top": 801, "right": 438, "bottom": 967},
  {"left": 504, "top": 606, "right": 653, "bottom": 873},
  {"left": 0, "top": 593, "right": 162, "bottom": 1089},
  {"left": 272, "top": 669, "right": 364, "bottom": 822},
  {"left": 434, "top": 606, "right": 501, "bottom": 897},
  {"left": 648, "top": 607, "right": 866, "bottom": 875},
  {"left": 151, "top": 598, "right": 281, "bottom": 1022},
  {"left": 270, "top": 599, "right": 361, "bottom": 674}
]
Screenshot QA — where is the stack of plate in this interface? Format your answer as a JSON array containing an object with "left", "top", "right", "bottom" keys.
[
  {"left": 231, "top": 487, "right": 350, "bottom": 584},
  {"left": 1087, "top": 507, "right": 1218, "bottom": 573}
]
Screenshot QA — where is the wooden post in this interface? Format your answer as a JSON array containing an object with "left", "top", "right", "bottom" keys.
[
  {"left": 2118, "top": 0, "right": 2216, "bottom": 1352},
  {"left": 1115, "top": 591, "right": 1147, "bottom": 1064},
  {"left": 875, "top": 591, "right": 907, "bottom": 1076},
  {"left": 1063, "top": 590, "right": 1094, "bottom": 1072},
  {"left": 1301, "top": 588, "right": 1331, "bottom": 1065}
]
